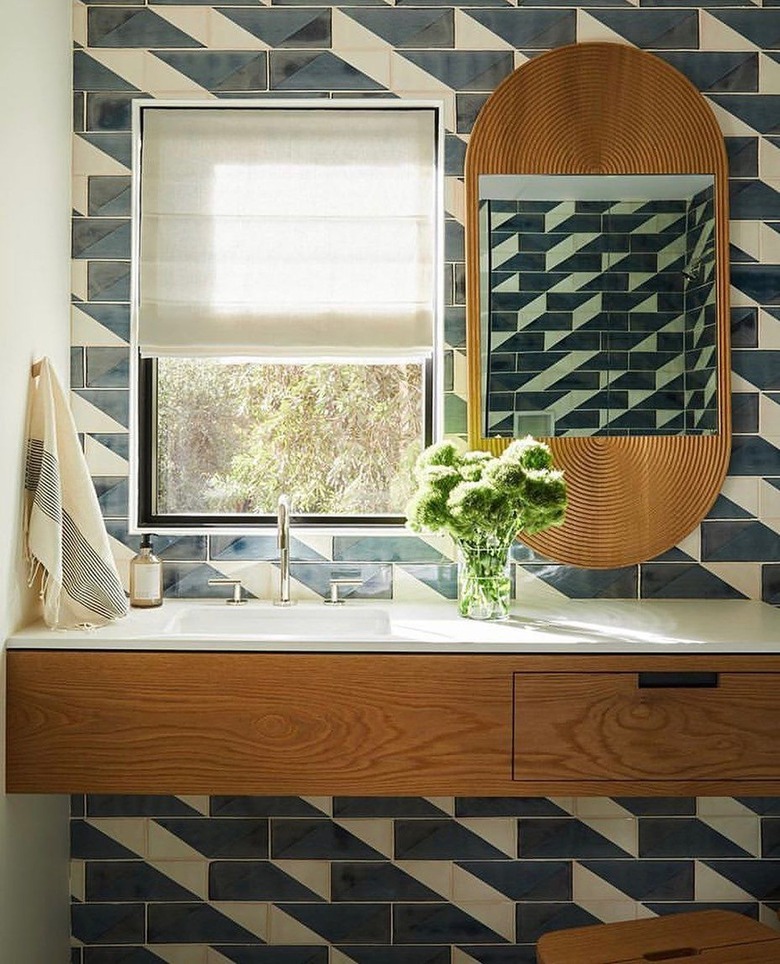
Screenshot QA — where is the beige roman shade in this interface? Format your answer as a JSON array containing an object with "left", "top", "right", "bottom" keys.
[{"left": 137, "top": 106, "right": 438, "bottom": 359}]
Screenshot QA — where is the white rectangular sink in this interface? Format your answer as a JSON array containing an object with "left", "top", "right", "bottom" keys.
[{"left": 166, "top": 604, "right": 393, "bottom": 639}]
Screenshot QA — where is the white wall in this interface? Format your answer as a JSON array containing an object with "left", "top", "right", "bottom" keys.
[{"left": 0, "top": 1, "right": 73, "bottom": 959}]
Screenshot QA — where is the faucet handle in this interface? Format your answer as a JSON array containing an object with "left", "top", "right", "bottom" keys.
[
  {"left": 208, "top": 577, "right": 246, "bottom": 606},
  {"left": 325, "top": 578, "right": 364, "bottom": 606}
]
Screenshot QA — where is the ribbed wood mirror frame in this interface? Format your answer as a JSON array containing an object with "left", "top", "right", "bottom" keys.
[{"left": 465, "top": 42, "right": 731, "bottom": 569}]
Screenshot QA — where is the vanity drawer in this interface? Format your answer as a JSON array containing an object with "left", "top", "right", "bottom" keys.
[{"left": 513, "top": 672, "right": 780, "bottom": 783}]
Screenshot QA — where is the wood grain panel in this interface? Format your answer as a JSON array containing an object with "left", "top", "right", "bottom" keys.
[
  {"left": 465, "top": 43, "right": 731, "bottom": 567},
  {"left": 536, "top": 910, "right": 780, "bottom": 964},
  {"left": 514, "top": 672, "right": 780, "bottom": 782},
  {"left": 8, "top": 651, "right": 780, "bottom": 795}
]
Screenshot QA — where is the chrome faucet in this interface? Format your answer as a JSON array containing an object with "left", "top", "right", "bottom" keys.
[{"left": 274, "top": 494, "right": 295, "bottom": 607}]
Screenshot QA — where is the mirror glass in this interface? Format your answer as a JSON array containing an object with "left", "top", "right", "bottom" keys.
[{"left": 478, "top": 174, "right": 716, "bottom": 439}]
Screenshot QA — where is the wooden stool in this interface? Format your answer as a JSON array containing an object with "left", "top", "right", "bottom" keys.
[{"left": 536, "top": 910, "right": 780, "bottom": 963}]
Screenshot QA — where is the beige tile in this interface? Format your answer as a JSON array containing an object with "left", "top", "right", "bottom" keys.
[
  {"left": 701, "top": 11, "right": 757, "bottom": 51},
  {"left": 154, "top": 946, "right": 208, "bottom": 964},
  {"left": 760, "top": 53, "right": 780, "bottom": 95},
  {"left": 454, "top": 10, "right": 512, "bottom": 50},
  {"left": 578, "top": 817, "right": 637, "bottom": 858},
  {"left": 457, "top": 818, "right": 515, "bottom": 858},
  {"left": 212, "top": 902, "right": 269, "bottom": 941},
  {"left": 73, "top": 1, "right": 87, "bottom": 47},
  {"left": 695, "top": 860, "right": 753, "bottom": 901},
  {"left": 269, "top": 905, "right": 325, "bottom": 945},
  {"left": 71, "top": 305, "right": 128, "bottom": 348},
  {"left": 274, "top": 860, "right": 330, "bottom": 900},
  {"left": 148, "top": 821, "right": 203, "bottom": 861},
  {"left": 703, "top": 563, "right": 760, "bottom": 600},
  {"left": 89, "top": 817, "right": 147, "bottom": 857},
  {"left": 335, "top": 818, "right": 393, "bottom": 858},
  {"left": 153, "top": 6, "right": 211, "bottom": 45},
  {"left": 452, "top": 864, "right": 506, "bottom": 903},
  {"left": 151, "top": 860, "right": 209, "bottom": 900},
  {"left": 70, "top": 860, "right": 85, "bottom": 902},
  {"left": 453, "top": 900, "right": 514, "bottom": 942},
  {"left": 208, "top": 8, "right": 269, "bottom": 48},
  {"left": 396, "top": 860, "right": 452, "bottom": 899},
  {"left": 698, "top": 815, "right": 760, "bottom": 857},
  {"left": 576, "top": 10, "right": 628, "bottom": 44}
]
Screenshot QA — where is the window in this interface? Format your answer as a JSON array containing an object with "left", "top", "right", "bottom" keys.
[{"left": 131, "top": 102, "right": 442, "bottom": 530}]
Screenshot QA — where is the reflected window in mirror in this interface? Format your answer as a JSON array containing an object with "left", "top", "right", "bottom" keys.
[{"left": 478, "top": 175, "right": 716, "bottom": 439}]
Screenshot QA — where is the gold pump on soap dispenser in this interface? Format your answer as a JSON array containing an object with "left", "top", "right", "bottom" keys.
[{"left": 129, "top": 534, "right": 163, "bottom": 608}]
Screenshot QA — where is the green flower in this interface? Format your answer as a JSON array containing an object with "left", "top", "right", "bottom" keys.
[{"left": 503, "top": 436, "right": 553, "bottom": 471}]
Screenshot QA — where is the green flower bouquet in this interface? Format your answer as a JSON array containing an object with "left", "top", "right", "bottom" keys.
[{"left": 405, "top": 438, "right": 567, "bottom": 620}]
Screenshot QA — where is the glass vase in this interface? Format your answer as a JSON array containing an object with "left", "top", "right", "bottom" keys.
[{"left": 456, "top": 540, "right": 513, "bottom": 621}]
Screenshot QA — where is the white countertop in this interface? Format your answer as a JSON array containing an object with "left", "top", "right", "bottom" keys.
[{"left": 6, "top": 597, "right": 780, "bottom": 654}]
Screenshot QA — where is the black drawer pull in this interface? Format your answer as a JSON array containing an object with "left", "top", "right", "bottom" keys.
[{"left": 638, "top": 672, "right": 719, "bottom": 689}]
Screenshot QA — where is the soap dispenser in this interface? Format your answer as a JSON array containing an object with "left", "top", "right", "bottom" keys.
[{"left": 129, "top": 534, "right": 163, "bottom": 608}]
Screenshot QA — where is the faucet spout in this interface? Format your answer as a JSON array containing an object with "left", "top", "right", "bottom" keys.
[{"left": 275, "top": 494, "right": 294, "bottom": 607}]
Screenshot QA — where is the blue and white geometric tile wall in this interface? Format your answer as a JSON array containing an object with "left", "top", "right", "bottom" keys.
[
  {"left": 70, "top": 5, "right": 780, "bottom": 957},
  {"left": 69, "top": 794, "right": 780, "bottom": 962},
  {"left": 72, "top": 0, "right": 780, "bottom": 607}
]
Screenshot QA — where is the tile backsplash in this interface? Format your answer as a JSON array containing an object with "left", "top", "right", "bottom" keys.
[
  {"left": 69, "top": 2, "right": 780, "bottom": 960},
  {"left": 71, "top": 0, "right": 780, "bottom": 606}
]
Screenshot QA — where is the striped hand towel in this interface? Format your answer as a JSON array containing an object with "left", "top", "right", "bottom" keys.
[{"left": 24, "top": 357, "right": 128, "bottom": 628}]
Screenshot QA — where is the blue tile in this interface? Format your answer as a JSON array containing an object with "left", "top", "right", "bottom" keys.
[
  {"left": 455, "top": 798, "right": 569, "bottom": 817},
  {"left": 762, "top": 564, "right": 780, "bottom": 605},
  {"left": 656, "top": 52, "right": 757, "bottom": 93},
  {"left": 518, "top": 565, "right": 638, "bottom": 599},
  {"left": 73, "top": 50, "right": 140, "bottom": 91},
  {"left": 89, "top": 177, "right": 132, "bottom": 217},
  {"left": 272, "top": 819, "right": 384, "bottom": 860},
  {"left": 333, "top": 537, "right": 448, "bottom": 564},
  {"left": 88, "top": 8, "right": 204, "bottom": 47},
  {"left": 78, "top": 133, "right": 132, "bottom": 169},
  {"left": 731, "top": 265, "right": 780, "bottom": 305},
  {"left": 394, "top": 904, "right": 507, "bottom": 944},
  {"left": 456, "top": 861, "right": 571, "bottom": 901},
  {"left": 154, "top": 818, "right": 268, "bottom": 858},
  {"left": 643, "top": 901, "right": 759, "bottom": 918},
  {"left": 580, "top": 860, "right": 693, "bottom": 900},
  {"left": 72, "top": 347, "right": 84, "bottom": 389},
  {"left": 736, "top": 798, "right": 780, "bottom": 816},
  {"left": 270, "top": 51, "right": 384, "bottom": 90},
  {"left": 71, "top": 794, "right": 86, "bottom": 818},
  {"left": 87, "top": 261, "right": 131, "bottom": 302},
  {"left": 331, "top": 862, "right": 442, "bottom": 902},
  {"left": 395, "top": 819, "right": 511, "bottom": 860},
  {"left": 333, "top": 798, "right": 450, "bottom": 818},
  {"left": 586, "top": 9, "right": 698, "bottom": 48},
  {"left": 147, "top": 902, "right": 263, "bottom": 944},
  {"left": 729, "top": 436, "right": 780, "bottom": 476},
  {"left": 210, "top": 861, "right": 324, "bottom": 901},
  {"left": 640, "top": 564, "right": 745, "bottom": 600},
  {"left": 86, "top": 862, "right": 200, "bottom": 902},
  {"left": 211, "top": 797, "right": 326, "bottom": 817},
  {"left": 639, "top": 818, "right": 752, "bottom": 858},
  {"left": 518, "top": 819, "right": 633, "bottom": 859},
  {"left": 210, "top": 950, "right": 327, "bottom": 964},
  {"left": 162, "top": 563, "right": 240, "bottom": 599},
  {"left": 727, "top": 139, "right": 758, "bottom": 180},
  {"left": 334, "top": 951, "right": 448, "bottom": 964},
  {"left": 71, "top": 904, "right": 145, "bottom": 945},
  {"left": 76, "top": 303, "right": 130, "bottom": 343},
  {"left": 218, "top": 9, "right": 331, "bottom": 47},
  {"left": 93, "top": 477, "right": 128, "bottom": 518},
  {"left": 613, "top": 798, "right": 696, "bottom": 817},
  {"left": 276, "top": 904, "right": 390, "bottom": 944},
  {"left": 397, "top": 565, "right": 458, "bottom": 600},
  {"left": 732, "top": 351, "right": 780, "bottom": 391},
  {"left": 708, "top": 9, "right": 780, "bottom": 48},
  {"left": 87, "top": 93, "right": 139, "bottom": 133},
  {"left": 702, "top": 520, "right": 780, "bottom": 562},
  {"left": 289, "top": 563, "right": 392, "bottom": 600},
  {"left": 87, "top": 796, "right": 202, "bottom": 817},
  {"left": 731, "top": 392, "right": 759, "bottom": 434},
  {"left": 460, "top": 9, "right": 574, "bottom": 47},
  {"left": 209, "top": 535, "right": 327, "bottom": 562},
  {"left": 761, "top": 819, "right": 780, "bottom": 858},
  {"left": 86, "top": 348, "right": 129, "bottom": 388},
  {"left": 336, "top": 8, "right": 455, "bottom": 48},
  {"left": 397, "top": 51, "right": 513, "bottom": 91},
  {"left": 706, "top": 494, "right": 755, "bottom": 523},
  {"left": 72, "top": 821, "right": 139, "bottom": 860},
  {"left": 516, "top": 903, "right": 601, "bottom": 945},
  {"left": 152, "top": 50, "right": 269, "bottom": 90},
  {"left": 700, "top": 861, "right": 780, "bottom": 900},
  {"left": 83, "top": 948, "right": 168, "bottom": 964}
]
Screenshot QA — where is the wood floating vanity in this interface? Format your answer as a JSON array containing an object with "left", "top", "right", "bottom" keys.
[{"left": 6, "top": 600, "right": 780, "bottom": 796}]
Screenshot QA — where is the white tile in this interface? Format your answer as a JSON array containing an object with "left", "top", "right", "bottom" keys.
[
  {"left": 703, "top": 562, "right": 760, "bottom": 600},
  {"left": 700, "top": 11, "right": 757, "bottom": 51},
  {"left": 698, "top": 815, "right": 760, "bottom": 857},
  {"left": 576, "top": 10, "right": 628, "bottom": 44},
  {"left": 695, "top": 860, "right": 753, "bottom": 901},
  {"left": 147, "top": 821, "right": 202, "bottom": 861},
  {"left": 720, "top": 477, "right": 760, "bottom": 518},
  {"left": 454, "top": 10, "right": 512, "bottom": 50},
  {"left": 730, "top": 220, "right": 761, "bottom": 261},
  {"left": 760, "top": 478, "right": 780, "bottom": 522},
  {"left": 761, "top": 393, "right": 780, "bottom": 437},
  {"left": 760, "top": 53, "right": 780, "bottom": 96},
  {"left": 761, "top": 222, "right": 780, "bottom": 264},
  {"left": 759, "top": 308, "right": 780, "bottom": 349}
]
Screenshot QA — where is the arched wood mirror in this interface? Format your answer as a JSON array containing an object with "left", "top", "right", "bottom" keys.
[{"left": 465, "top": 42, "right": 731, "bottom": 568}]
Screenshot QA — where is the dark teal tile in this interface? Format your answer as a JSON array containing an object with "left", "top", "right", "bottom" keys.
[
  {"left": 395, "top": 820, "right": 510, "bottom": 860},
  {"left": 394, "top": 904, "right": 507, "bottom": 944},
  {"left": 270, "top": 51, "right": 384, "bottom": 90},
  {"left": 87, "top": 795, "right": 201, "bottom": 817},
  {"left": 762, "top": 563, "right": 780, "bottom": 605},
  {"left": 93, "top": 477, "right": 128, "bottom": 517},
  {"left": 458, "top": 9, "right": 574, "bottom": 47},
  {"left": 518, "top": 565, "right": 638, "bottom": 599},
  {"left": 77, "top": 133, "right": 132, "bottom": 169},
  {"left": 86, "top": 347, "right": 129, "bottom": 388},
  {"left": 457, "top": 861, "right": 571, "bottom": 901},
  {"left": 731, "top": 307, "right": 757, "bottom": 348},
  {"left": 88, "top": 8, "right": 204, "bottom": 47},
  {"left": 397, "top": 50, "right": 512, "bottom": 90},
  {"left": 86, "top": 862, "right": 200, "bottom": 902},
  {"left": 74, "top": 50, "right": 139, "bottom": 91},
  {"left": 731, "top": 264, "right": 780, "bottom": 304},
  {"left": 639, "top": 819, "right": 752, "bottom": 858},
  {"left": 278, "top": 904, "right": 390, "bottom": 944},
  {"left": 656, "top": 52, "right": 757, "bottom": 92},
  {"left": 728, "top": 436, "right": 780, "bottom": 475},
  {"left": 333, "top": 537, "right": 448, "bottom": 563},
  {"left": 584, "top": 8, "right": 697, "bottom": 48},
  {"left": 518, "top": 818, "right": 633, "bottom": 859},
  {"left": 331, "top": 862, "right": 442, "bottom": 902},
  {"left": 72, "top": 219, "right": 131, "bottom": 259},
  {"left": 699, "top": 862, "right": 780, "bottom": 900},
  {"left": 211, "top": 797, "right": 326, "bottom": 817},
  {"left": 516, "top": 904, "right": 600, "bottom": 945},
  {"left": 210, "top": 861, "right": 324, "bottom": 901},
  {"left": 72, "top": 821, "right": 139, "bottom": 860},
  {"left": 702, "top": 520, "right": 780, "bottom": 562},
  {"left": 218, "top": 8, "right": 331, "bottom": 47},
  {"left": 152, "top": 50, "right": 268, "bottom": 90},
  {"left": 333, "top": 797, "right": 450, "bottom": 817},
  {"left": 455, "top": 798, "right": 568, "bottom": 817},
  {"left": 272, "top": 819, "right": 384, "bottom": 860},
  {"left": 71, "top": 347, "right": 85, "bottom": 389},
  {"left": 89, "top": 177, "right": 132, "bottom": 217},
  {"left": 613, "top": 798, "right": 696, "bottom": 816},
  {"left": 580, "top": 860, "right": 693, "bottom": 900},
  {"left": 87, "top": 261, "right": 131, "bottom": 302},
  {"left": 76, "top": 303, "right": 130, "bottom": 342},
  {"left": 334, "top": 951, "right": 448, "bottom": 964},
  {"left": 211, "top": 950, "right": 327, "bottom": 964},
  {"left": 155, "top": 818, "right": 268, "bottom": 858},
  {"left": 147, "top": 903, "right": 262, "bottom": 944},
  {"left": 708, "top": 9, "right": 780, "bottom": 48},
  {"left": 640, "top": 563, "right": 745, "bottom": 599},
  {"left": 72, "top": 904, "right": 145, "bottom": 945},
  {"left": 344, "top": 8, "right": 453, "bottom": 47},
  {"left": 210, "top": 535, "right": 327, "bottom": 562},
  {"left": 87, "top": 93, "right": 138, "bottom": 132}
]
